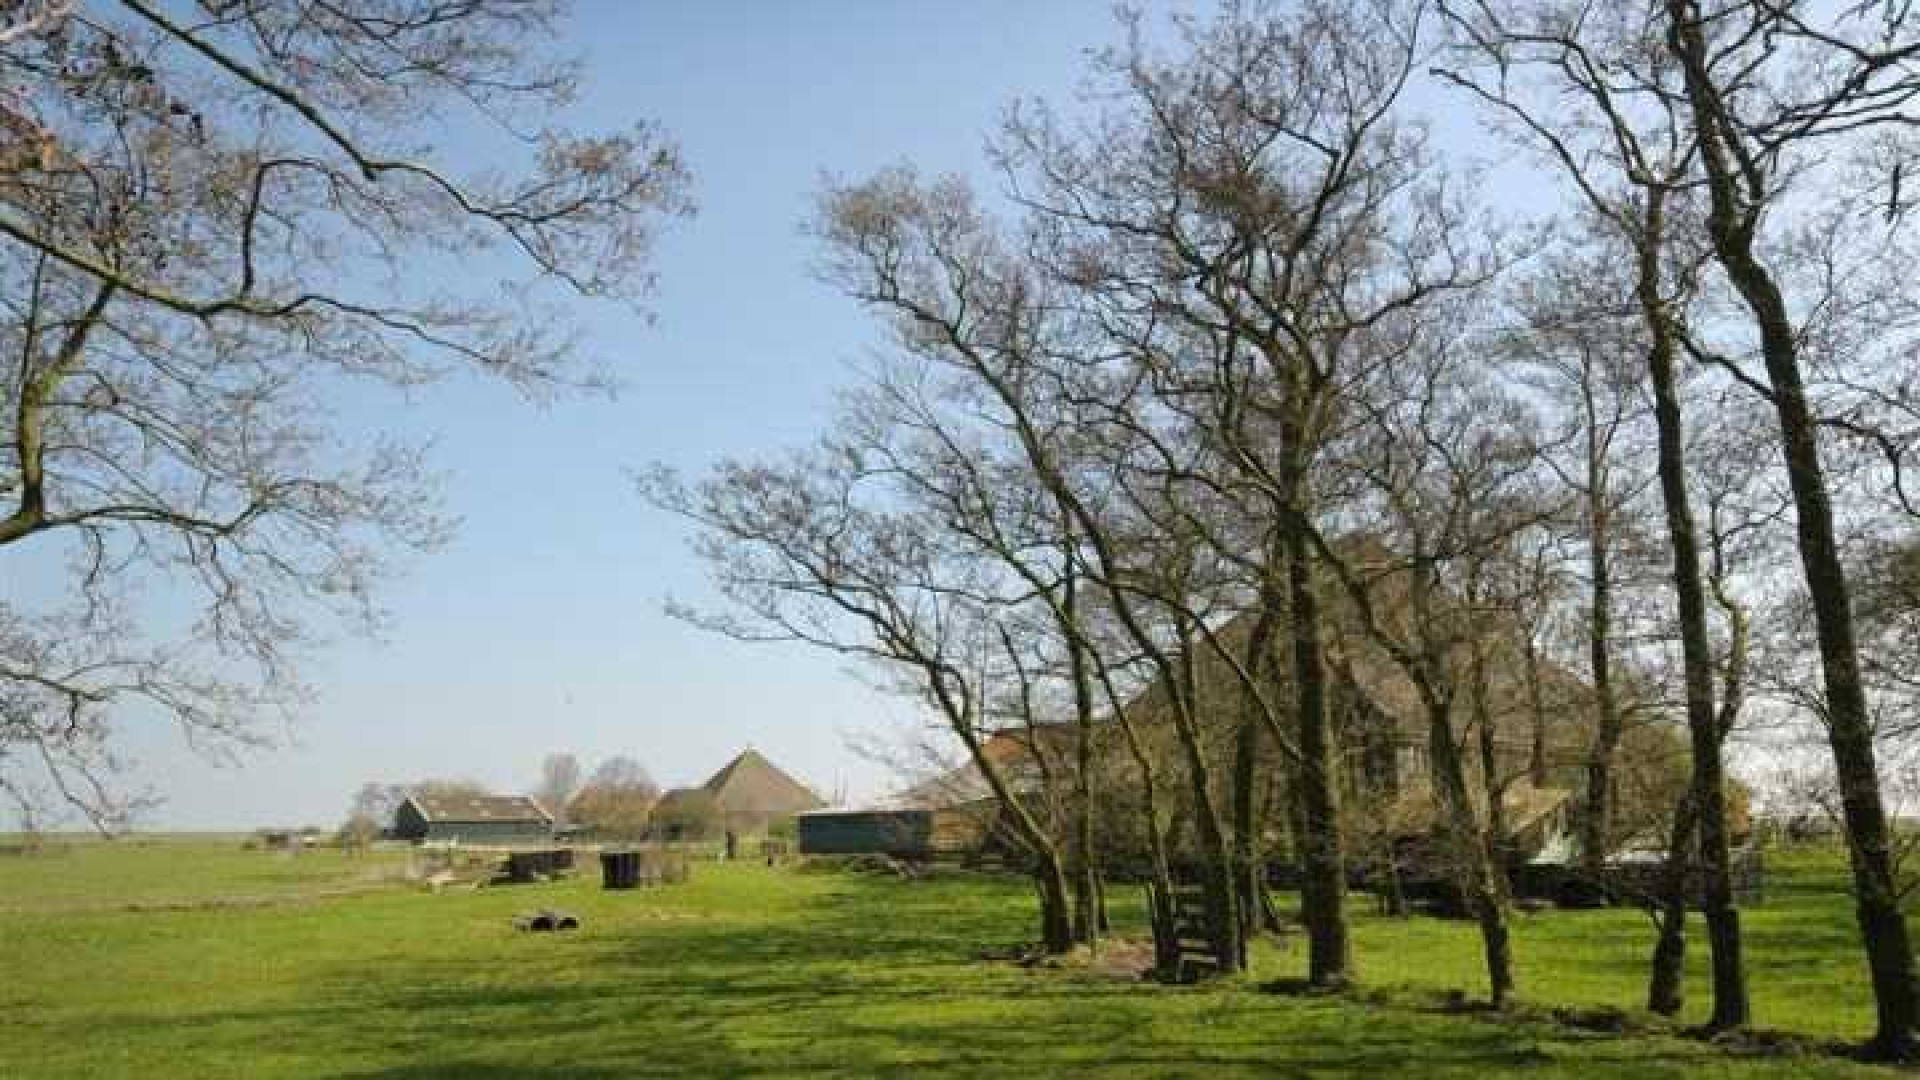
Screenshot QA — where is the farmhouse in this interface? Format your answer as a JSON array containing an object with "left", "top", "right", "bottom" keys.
[
  {"left": 650, "top": 749, "right": 824, "bottom": 842},
  {"left": 798, "top": 555, "right": 1699, "bottom": 875},
  {"left": 391, "top": 793, "right": 553, "bottom": 846}
]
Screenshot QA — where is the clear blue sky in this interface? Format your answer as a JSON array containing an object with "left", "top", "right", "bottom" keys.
[{"left": 116, "top": 2, "right": 1522, "bottom": 830}]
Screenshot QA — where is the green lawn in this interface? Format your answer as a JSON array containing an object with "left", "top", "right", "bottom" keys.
[
  {"left": 1332, "top": 847, "right": 1879, "bottom": 1042},
  {"left": 0, "top": 834, "right": 412, "bottom": 914},
  {"left": 0, "top": 839, "right": 1900, "bottom": 1078}
]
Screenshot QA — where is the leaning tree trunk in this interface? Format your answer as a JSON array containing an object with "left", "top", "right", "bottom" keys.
[
  {"left": 1647, "top": 561, "right": 1748, "bottom": 1018},
  {"left": 1234, "top": 593, "right": 1286, "bottom": 939},
  {"left": 1174, "top": 722, "right": 1245, "bottom": 973},
  {"left": 1102, "top": 667, "right": 1181, "bottom": 977},
  {"left": 1665, "top": 2, "right": 1913, "bottom": 1049},
  {"left": 1166, "top": 630, "right": 1246, "bottom": 973},
  {"left": 1429, "top": 698, "right": 1515, "bottom": 1009},
  {"left": 1628, "top": 175, "right": 1749, "bottom": 1031},
  {"left": 947, "top": 696, "right": 1079, "bottom": 957},
  {"left": 1648, "top": 791, "right": 1698, "bottom": 1016}
]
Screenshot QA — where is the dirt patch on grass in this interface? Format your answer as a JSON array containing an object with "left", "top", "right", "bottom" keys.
[{"left": 977, "top": 937, "right": 1159, "bottom": 980}]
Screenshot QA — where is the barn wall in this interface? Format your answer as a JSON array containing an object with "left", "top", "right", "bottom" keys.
[
  {"left": 418, "top": 820, "right": 552, "bottom": 846},
  {"left": 799, "top": 811, "right": 933, "bottom": 856},
  {"left": 393, "top": 801, "right": 430, "bottom": 842},
  {"left": 798, "top": 810, "right": 986, "bottom": 857}
]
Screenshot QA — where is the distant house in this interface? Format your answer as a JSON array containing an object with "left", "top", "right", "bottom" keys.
[
  {"left": 391, "top": 793, "right": 553, "bottom": 847},
  {"left": 650, "top": 750, "right": 824, "bottom": 842}
]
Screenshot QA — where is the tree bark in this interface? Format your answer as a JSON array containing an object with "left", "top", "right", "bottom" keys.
[
  {"left": 1469, "top": 635, "right": 1511, "bottom": 898},
  {"left": 1524, "top": 635, "right": 1549, "bottom": 789},
  {"left": 1064, "top": 564, "right": 1101, "bottom": 948},
  {"left": 1632, "top": 177, "right": 1749, "bottom": 1031},
  {"left": 1665, "top": 2, "right": 1911, "bottom": 1050},
  {"left": 1166, "top": 626, "right": 1245, "bottom": 973},
  {"left": 1581, "top": 436, "right": 1623, "bottom": 879},
  {"left": 1429, "top": 698, "right": 1515, "bottom": 1009},
  {"left": 1286, "top": 525, "right": 1353, "bottom": 987},
  {"left": 1233, "top": 712, "right": 1264, "bottom": 941},
  {"left": 1034, "top": 853, "right": 1075, "bottom": 954},
  {"left": 1647, "top": 792, "right": 1695, "bottom": 1016}
]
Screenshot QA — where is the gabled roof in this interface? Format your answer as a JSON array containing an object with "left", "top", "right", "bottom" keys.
[
  {"left": 893, "top": 728, "right": 1072, "bottom": 810},
  {"left": 699, "top": 749, "right": 824, "bottom": 815},
  {"left": 404, "top": 793, "right": 552, "bottom": 825},
  {"left": 650, "top": 786, "right": 715, "bottom": 814}
]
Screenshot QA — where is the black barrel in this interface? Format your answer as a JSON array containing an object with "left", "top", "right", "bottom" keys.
[{"left": 601, "top": 849, "right": 641, "bottom": 889}]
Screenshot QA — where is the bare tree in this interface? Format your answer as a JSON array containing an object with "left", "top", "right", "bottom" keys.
[
  {"left": 535, "top": 752, "right": 583, "bottom": 827},
  {"left": 1312, "top": 332, "right": 1555, "bottom": 1010},
  {"left": 1435, "top": 0, "right": 1753, "bottom": 1030},
  {"left": 1660, "top": 0, "right": 1920, "bottom": 1053},
  {"left": 1505, "top": 245, "right": 1656, "bottom": 879},
  {"left": 642, "top": 442, "right": 1086, "bottom": 953},
  {"left": 570, "top": 755, "right": 660, "bottom": 840},
  {"left": 0, "top": 2, "right": 688, "bottom": 826},
  {"left": 976, "top": 0, "right": 1494, "bottom": 987}
]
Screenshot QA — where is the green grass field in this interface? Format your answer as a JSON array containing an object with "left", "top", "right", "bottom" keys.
[{"left": 0, "top": 839, "right": 1902, "bottom": 1077}]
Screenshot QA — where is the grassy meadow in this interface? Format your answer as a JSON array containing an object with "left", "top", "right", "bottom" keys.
[{"left": 0, "top": 837, "right": 1905, "bottom": 1078}]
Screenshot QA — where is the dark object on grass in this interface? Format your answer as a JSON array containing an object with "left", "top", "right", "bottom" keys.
[
  {"left": 602, "top": 849, "right": 641, "bottom": 889},
  {"left": 504, "top": 849, "right": 576, "bottom": 884},
  {"left": 1145, "top": 880, "right": 1232, "bottom": 983},
  {"left": 599, "top": 849, "right": 691, "bottom": 889},
  {"left": 512, "top": 908, "right": 579, "bottom": 932}
]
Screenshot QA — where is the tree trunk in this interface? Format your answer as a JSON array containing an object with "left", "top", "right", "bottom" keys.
[
  {"left": 1470, "top": 639, "right": 1510, "bottom": 898},
  {"left": 1035, "top": 854, "right": 1075, "bottom": 954},
  {"left": 1286, "top": 525, "right": 1353, "bottom": 987},
  {"left": 1069, "top": 661, "right": 1099, "bottom": 949},
  {"left": 1524, "top": 635, "right": 1549, "bottom": 789},
  {"left": 1179, "top": 740, "right": 1245, "bottom": 973},
  {"left": 1108, "top": 684, "right": 1179, "bottom": 977},
  {"left": 1647, "top": 792, "right": 1698, "bottom": 1017},
  {"left": 1167, "top": 628, "right": 1245, "bottom": 973},
  {"left": 1429, "top": 699, "right": 1514, "bottom": 1009},
  {"left": 1630, "top": 174, "right": 1750, "bottom": 1032},
  {"left": 1581, "top": 468, "right": 1623, "bottom": 879},
  {"left": 1381, "top": 836, "right": 1408, "bottom": 917},
  {"left": 945, "top": 700, "right": 1076, "bottom": 958},
  {"left": 1233, "top": 715, "right": 1264, "bottom": 941},
  {"left": 1667, "top": 3, "right": 1908, "bottom": 1045},
  {"left": 1058, "top": 547, "right": 1103, "bottom": 949}
]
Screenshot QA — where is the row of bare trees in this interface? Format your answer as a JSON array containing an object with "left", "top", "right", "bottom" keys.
[{"left": 651, "top": 0, "right": 1920, "bottom": 1058}]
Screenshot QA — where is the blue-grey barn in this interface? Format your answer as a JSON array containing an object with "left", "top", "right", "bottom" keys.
[{"left": 392, "top": 793, "right": 553, "bottom": 846}]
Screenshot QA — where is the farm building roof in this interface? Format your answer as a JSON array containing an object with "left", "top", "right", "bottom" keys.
[
  {"left": 890, "top": 728, "right": 1074, "bottom": 810},
  {"left": 404, "top": 793, "right": 552, "bottom": 824},
  {"left": 699, "top": 749, "right": 824, "bottom": 815}
]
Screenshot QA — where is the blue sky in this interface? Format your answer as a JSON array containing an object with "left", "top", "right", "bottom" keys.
[{"left": 116, "top": 2, "right": 1158, "bottom": 828}]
